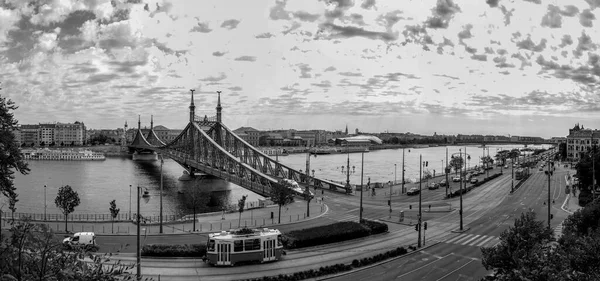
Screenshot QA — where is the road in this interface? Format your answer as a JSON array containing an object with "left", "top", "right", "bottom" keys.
[{"left": 328, "top": 158, "right": 570, "bottom": 281}]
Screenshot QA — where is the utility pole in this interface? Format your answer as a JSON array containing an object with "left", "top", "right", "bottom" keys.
[
  {"left": 460, "top": 147, "right": 466, "bottom": 231},
  {"left": 592, "top": 134, "right": 596, "bottom": 200},
  {"left": 511, "top": 154, "right": 515, "bottom": 193},
  {"left": 159, "top": 154, "right": 164, "bottom": 234},
  {"left": 136, "top": 185, "right": 141, "bottom": 280},
  {"left": 418, "top": 154, "right": 423, "bottom": 248}
]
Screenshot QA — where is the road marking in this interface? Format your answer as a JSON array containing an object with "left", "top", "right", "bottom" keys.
[
  {"left": 473, "top": 236, "right": 495, "bottom": 247},
  {"left": 435, "top": 259, "right": 475, "bottom": 281},
  {"left": 454, "top": 234, "right": 475, "bottom": 244},
  {"left": 462, "top": 234, "right": 481, "bottom": 245},
  {"left": 466, "top": 235, "right": 489, "bottom": 247},
  {"left": 394, "top": 254, "right": 452, "bottom": 279}
]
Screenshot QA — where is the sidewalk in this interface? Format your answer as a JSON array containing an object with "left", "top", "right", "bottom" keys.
[{"left": 1, "top": 199, "right": 327, "bottom": 235}]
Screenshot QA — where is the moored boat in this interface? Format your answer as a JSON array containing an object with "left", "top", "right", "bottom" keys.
[{"left": 21, "top": 148, "right": 106, "bottom": 161}]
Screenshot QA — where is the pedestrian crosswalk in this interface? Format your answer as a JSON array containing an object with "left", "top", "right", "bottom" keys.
[
  {"left": 322, "top": 212, "right": 360, "bottom": 222},
  {"left": 443, "top": 233, "right": 499, "bottom": 248},
  {"left": 554, "top": 223, "right": 564, "bottom": 238}
]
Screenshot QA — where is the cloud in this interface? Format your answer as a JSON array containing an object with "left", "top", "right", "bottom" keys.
[
  {"left": 234, "top": 56, "right": 256, "bottom": 62},
  {"left": 560, "top": 34, "right": 573, "bottom": 47},
  {"left": 191, "top": 22, "right": 212, "bottom": 33},
  {"left": 297, "top": 63, "right": 312, "bottom": 78},
  {"left": 324, "top": 66, "right": 336, "bottom": 72},
  {"left": 201, "top": 73, "right": 227, "bottom": 82},
  {"left": 212, "top": 51, "right": 226, "bottom": 57},
  {"left": 361, "top": 0, "right": 376, "bottom": 9},
  {"left": 293, "top": 11, "right": 320, "bottom": 22},
  {"left": 255, "top": 32, "right": 274, "bottom": 39},
  {"left": 523, "top": 0, "right": 541, "bottom": 4},
  {"left": 541, "top": 5, "right": 562, "bottom": 28},
  {"left": 270, "top": 0, "right": 291, "bottom": 20},
  {"left": 311, "top": 80, "right": 332, "bottom": 87},
  {"left": 486, "top": 0, "right": 499, "bottom": 8},
  {"left": 579, "top": 9, "right": 595, "bottom": 27},
  {"left": 560, "top": 5, "right": 579, "bottom": 17},
  {"left": 220, "top": 19, "right": 240, "bottom": 29},
  {"left": 426, "top": 0, "right": 461, "bottom": 29},
  {"left": 339, "top": 72, "right": 362, "bottom": 77},
  {"left": 318, "top": 22, "right": 397, "bottom": 41},
  {"left": 516, "top": 37, "right": 547, "bottom": 52},
  {"left": 228, "top": 86, "right": 242, "bottom": 91}
]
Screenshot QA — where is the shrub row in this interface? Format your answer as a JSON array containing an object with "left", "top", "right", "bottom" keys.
[
  {"left": 360, "top": 219, "right": 389, "bottom": 234},
  {"left": 141, "top": 244, "right": 206, "bottom": 257},
  {"left": 446, "top": 173, "right": 502, "bottom": 198},
  {"left": 241, "top": 246, "right": 409, "bottom": 281},
  {"left": 282, "top": 220, "right": 389, "bottom": 249}
]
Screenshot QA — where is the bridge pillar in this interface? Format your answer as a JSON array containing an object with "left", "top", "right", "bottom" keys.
[{"left": 132, "top": 151, "right": 158, "bottom": 161}]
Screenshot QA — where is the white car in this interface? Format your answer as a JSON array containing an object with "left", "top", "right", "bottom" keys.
[{"left": 452, "top": 176, "right": 461, "bottom": 182}]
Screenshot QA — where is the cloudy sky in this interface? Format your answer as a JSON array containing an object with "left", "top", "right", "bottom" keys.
[{"left": 1, "top": 0, "right": 600, "bottom": 138}]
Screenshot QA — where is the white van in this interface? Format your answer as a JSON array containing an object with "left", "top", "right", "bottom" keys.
[{"left": 63, "top": 232, "right": 97, "bottom": 249}]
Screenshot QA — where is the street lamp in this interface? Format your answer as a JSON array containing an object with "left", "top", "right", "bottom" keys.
[
  {"left": 451, "top": 148, "right": 469, "bottom": 231},
  {"left": 394, "top": 164, "right": 397, "bottom": 185},
  {"left": 44, "top": 185, "right": 47, "bottom": 221},
  {"left": 159, "top": 154, "right": 164, "bottom": 234},
  {"left": 359, "top": 152, "right": 365, "bottom": 222},
  {"left": 418, "top": 154, "right": 425, "bottom": 247},
  {"left": 402, "top": 148, "right": 407, "bottom": 194},
  {"left": 136, "top": 185, "right": 141, "bottom": 280},
  {"left": 129, "top": 184, "right": 132, "bottom": 220}
]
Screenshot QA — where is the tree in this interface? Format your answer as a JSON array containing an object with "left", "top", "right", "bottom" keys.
[
  {"left": 450, "top": 155, "right": 464, "bottom": 175},
  {"left": 0, "top": 89, "right": 29, "bottom": 226},
  {"left": 237, "top": 195, "right": 247, "bottom": 227},
  {"left": 558, "top": 143, "right": 567, "bottom": 161},
  {"left": 54, "top": 185, "right": 81, "bottom": 233},
  {"left": 186, "top": 178, "right": 211, "bottom": 232},
  {"left": 109, "top": 200, "right": 120, "bottom": 234},
  {"left": 1, "top": 219, "right": 137, "bottom": 280},
  {"left": 481, "top": 211, "right": 555, "bottom": 280},
  {"left": 271, "top": 180, "right": 295, "bottom": 223},
  {"left": 575, "top": 151, "right": 600, "bottom": 195}
]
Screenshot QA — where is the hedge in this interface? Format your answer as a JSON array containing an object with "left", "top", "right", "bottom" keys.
[
  {"left": 282, "top": 220, "right": 389, "bottom": 249},
  {"left": 240, "top": 246, "right": 409, "bottom": 281},
  {"left": 141, "top": 244, "right": 206, "bottom": 257}
]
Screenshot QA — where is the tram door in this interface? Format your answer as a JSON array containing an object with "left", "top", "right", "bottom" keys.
[
  {"left": 217, "top": 242, "right": 232, "bottom": 265},
  {"left": 263, "top": 239, "right": 275, "bottom": 261}
]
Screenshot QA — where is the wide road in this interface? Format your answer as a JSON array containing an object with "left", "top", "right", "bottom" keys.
[{"left": 329, "top": 158, "right": 570, "bottom": 281}]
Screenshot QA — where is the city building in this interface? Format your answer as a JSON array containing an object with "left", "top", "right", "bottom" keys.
[
  {"left": 233, "top": 127, "right": 260, "bottom": 146},
  {"left": 20, "top": 124, "right": 39, "bottom": 147},
  {"left": 38, "top": 123, "right": 55, "bottom": 145},
  {"left": 54, "top": 122, "right": 86, "bottom": 146},
  {"left": 566, "top": 124, "right": 600, "bottom": 161},
  {"left": 153, "top": 125, "right": 183, "bottom": 144}
]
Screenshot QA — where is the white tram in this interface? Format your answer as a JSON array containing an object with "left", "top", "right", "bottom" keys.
[{"left": 205, "top": 228, "right": 284, "bottom": 266}]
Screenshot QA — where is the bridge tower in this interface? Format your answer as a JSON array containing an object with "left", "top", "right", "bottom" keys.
[
  {"left": 138, "top": 115, "right": 141, "bottom": 130},
  {"left": 189, "top": 89, "right": 196, "bottom": 123},
  {"left": 150, "top": 115, "right": 154, "bottom": 130},
  {"left": 216, "top": 91, "right": 222, "bottom": 123}
]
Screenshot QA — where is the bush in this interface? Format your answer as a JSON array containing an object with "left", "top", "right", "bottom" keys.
[
  {"left": 361, "top": 219, "right": 389, "bottom": 234},
  {"left": 283, "top": 221, "right": 371, "bottom": 249},
  {"left": 141, "top": 244, "right": 206, "bottom": 257}
]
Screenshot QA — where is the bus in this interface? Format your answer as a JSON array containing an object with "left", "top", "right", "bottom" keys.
[
  {"left": 205, "top": 228, "right": 284, "bottom": 266},
  {"left": 515, "top": 167, "right": 530, "bottom": 180}
]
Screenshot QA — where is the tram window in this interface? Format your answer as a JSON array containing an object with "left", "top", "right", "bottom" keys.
[
  {"left": 234, "top": 240, "right": 244, "bottom": 252},
  {"left": 277, "top": 235, "right": 282, "bottom": 247},
  {"left": 207, "top": 240, "right": 215, "bottom": 251},
  {"left": 244, "top": 239, "right": 260, "bottom": 251},
  {"left": 253, "top": 239, "right": 260, "bottom": 250}
]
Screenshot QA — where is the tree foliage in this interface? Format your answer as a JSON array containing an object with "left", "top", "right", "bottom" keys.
[
  {"left": 54, "top": 185, "right": 81, "bottom": 232},
  {"left": 482, "top": 205, "right": 600, "bottom": 281},
  {"left": 575, "top": 150, "right": 600, "bottom": 193},
  {"left": 271, "top": 180, "right": 295, "bottom": 224},
  {"left": 109, "top": 199, "right": 120, "bottom": 233},
  {"left": 0, "top": 220, "right": 139, "bottom": 281},
  {"left": 0, "top": 87, "right": 30, "bottom": 218},
  {"left": 237, "top": 195, "right": 247, "bottom": 227},
  {"left": 450, "top": 156, "right": 464, "bottom": 174}
]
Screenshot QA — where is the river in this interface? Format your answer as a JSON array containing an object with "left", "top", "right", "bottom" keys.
[{"left": 7, "top": 144, "right": 550, "bottom": 217}]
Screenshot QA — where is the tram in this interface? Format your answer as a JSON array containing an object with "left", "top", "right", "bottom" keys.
[{"left": 205, "top": 228, "right": 284, "bottom": 266}]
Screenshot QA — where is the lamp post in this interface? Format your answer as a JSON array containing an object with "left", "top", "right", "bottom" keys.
[
  {"left": 402, "top": 148, "right": 406, "bottom": 194},
  {"left": 44, "top": 185, "right": 47, "bottom": 221},
  {"left": 451, "top": 148, "right": 469, "bottom": 231},
  {"left": 418, "top": 154, "right": 424, "bottom": 247},
  {"left": 394, "top": 164, "right": 397, "bottom": 185},
  {"left": 446, "top": 147, "right": 449, "bottom": 197},
  {"left": 159, "top": 154, "right": 164, "bottom": 234},
  {"left": 359, "top": 152, "right": 364, "bottom": 222},
  {"left": 129, "top": 184, "right": 132, "bottom": 220},
  {"left": 136, "top": 185, "right": 141, "bottom": 280}
]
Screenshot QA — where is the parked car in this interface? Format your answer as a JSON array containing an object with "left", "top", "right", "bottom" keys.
[
  {"left": 452, "top": 176, "right": 461, "bottom": 182},
  {"left": 539, "top": 167, "right": 543, "bottom": 171},
  {"left": 470, "top": 178, "right": 479, "bottom": 184},
  {"left": 407, "top": 187, "right": 420, "bottom": 195},
  {"left": 428, "top": 182, "right": 440, "bottom": 190},
  {"left": 439, "top": 179, "right": 447, "bottom": 186}
]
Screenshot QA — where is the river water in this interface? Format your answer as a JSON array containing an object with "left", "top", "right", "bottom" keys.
[{"left": 8, "top": 144, "right": 550, "bottom": 217}]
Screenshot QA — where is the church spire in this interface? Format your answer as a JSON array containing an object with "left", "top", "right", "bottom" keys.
[
  {"left": 150, "top": 115, "right": 154, "bottom": 129},
  {"left": 345, "top": 124, "right": 348, "bottom": 135},
  {"left": 138, "top": 115, "right": 141, "bottom": 130}
]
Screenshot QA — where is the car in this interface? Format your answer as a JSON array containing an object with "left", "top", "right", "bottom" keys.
[
  {"left": 439, "top": 179, "right": 447, "bottom": 186},
  {"left": 428, "top": 182, "right": 439, "bottom": 190},
  {"left": 452, "top": 176, "right": 461, "bottom": 182},
  {"left": 504, "top": 165, "right": 508, "bottom": 169},
  {"left": 470, "top": 178, "right": 479, "bottom": 184},
  {"left": 539, "top": 167, "right": 543, "bottom": 171},
  {"left": 407, "top": 187, "right": 420, "bottom": 195},
  {"left": 63, "top": 232, "right": 98, "bottom": 251}
]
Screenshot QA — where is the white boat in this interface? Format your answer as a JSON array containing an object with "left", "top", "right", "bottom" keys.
[{"left": 21, "top": 148, "right": 106, "bottom": 161}]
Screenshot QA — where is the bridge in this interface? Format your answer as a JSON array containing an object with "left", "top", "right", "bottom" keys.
[{"left": 128, "top": 90, "right": 348, "bottom": 198}]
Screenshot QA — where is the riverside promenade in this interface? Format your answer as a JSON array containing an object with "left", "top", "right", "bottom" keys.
[{"left": 1, "top": 199, "right": 327, "bottom": 235}]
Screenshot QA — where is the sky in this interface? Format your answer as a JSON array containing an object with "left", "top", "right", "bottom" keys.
[{"left": 1, "top": 0, "right": 600, "bottom": 138}]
